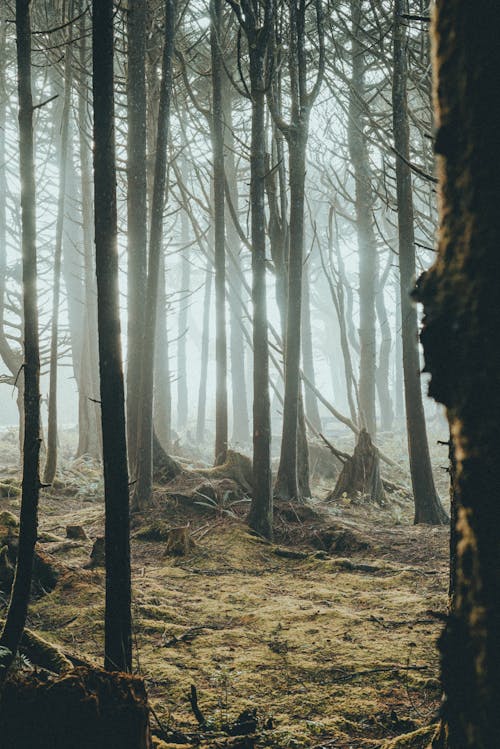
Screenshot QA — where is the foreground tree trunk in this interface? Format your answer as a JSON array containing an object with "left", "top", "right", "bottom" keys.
[
  {"left": 392, "top": 0, "right": 447, "bottom": 525},
  {"left": 92, "top": 0, "right": 132, "bottom": 672},
  {"left": 0, "top": 0, "right": 41, "bottom": 676},
  {"left": 418, "top": 3, "right": 500, "bottom": 746}
]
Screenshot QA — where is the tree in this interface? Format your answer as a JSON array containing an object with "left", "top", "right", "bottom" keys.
[
  {"left": 126, "top": 0, "right": 148, "bottom": 473},
  {"left": 392, "top": 0, "right": 447, "bottom": 525},
  {"left": 417, "top": 3, "right": 500, "bottom": 746},
  {"left": 133, "top": 0, "right": 177, "bottom": 510},
  {"left": 92, "top": 0, "right": 132, "bottom": 671},
  {"left": 348, "top": 0, "right": 377, "bottom": 437},
  {"left": 271, "top": 0, "right": 324, "bottom": 502},
  {"left": 227, "top": 0, "right": 274, "bottom": 539},
  {"left": 211, "top": 0, "right": 228, "bottom": 465},
  {"left": 0, "top": 0, "right": 41, "bottom": 676}
]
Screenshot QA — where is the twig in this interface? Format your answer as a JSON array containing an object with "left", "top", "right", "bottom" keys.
[{"left": 188, "top": 684, "right": 206, "bottom": 727}]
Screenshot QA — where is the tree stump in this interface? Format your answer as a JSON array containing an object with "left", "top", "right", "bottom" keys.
[
  {"left": 0, "top": 666, "right": 151, "bottom": 749},
  {"left": 327, "top": 429, "right": 386, "bottom": 505}
]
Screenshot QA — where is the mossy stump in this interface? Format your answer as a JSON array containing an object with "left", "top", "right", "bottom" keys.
[{"left": 0, "top": 666, "right": 151, "bottom": 749}]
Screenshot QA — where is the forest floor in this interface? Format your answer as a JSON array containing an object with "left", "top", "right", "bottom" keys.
[{"left": 0, "top": 428, "right": 449, "bottom": 749}]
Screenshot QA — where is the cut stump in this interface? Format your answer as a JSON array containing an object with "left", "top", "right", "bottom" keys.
[{"left": 327, "top": 429, "right": 386, "bottom": 505}]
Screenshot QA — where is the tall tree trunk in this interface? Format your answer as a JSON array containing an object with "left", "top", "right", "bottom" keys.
[
  {"left": 0, "top": 0, "right": 41, "bottom": 675},
  {"left": 176, "top": 198, "right": 189, "bottom": 434},
  {"left": 126, "top": 0, "right": 148, "bottom": 473},
  {"left": 418, "top": 4, "right": 500, "bottom": 746},
  {"left": 133, "top": 0, "right": 176, "bottom": 510},
  {"left": 44, "top": 40, "right": 73, "bottom": 485},
  {"left": 392, "top": 0, "right": 447, "bottom": 525},
  {"left": 223, "top": 82, "right": 250, "bottom": 446},
  {"left": 0, "top": 18, "right": 24, "bottom": 450},
  {"left": 246, "top": 18, "right": 273, "bottom": 540},
  {"left": 92, "top": 0, "right": 132, "bottom": 672},
  {"left": 76, "top": 5, "right": 101, "bottom": 460},
  {"left": 211, "top": 0, "right": 228, "bottom": 465},
  {"left": 348, "top": 0, "right": 377, "bottom": 437}
]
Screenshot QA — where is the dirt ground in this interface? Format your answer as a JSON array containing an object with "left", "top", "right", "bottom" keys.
[{"left": 0, "top": 429, "right": 449, "bottom": 749}]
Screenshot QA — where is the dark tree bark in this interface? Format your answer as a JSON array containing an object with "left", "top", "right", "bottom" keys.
[
  {"left": 392, "top": 0, "right": 447, "bottom": 525},
  {"left": 0, "top": 0, "right": 41, "bottom": 676},
  {"left": 273, "top": 0, "right": 324, "bottom": 501},
  {"left": 92, "top": 0, "right": 132, "bottom": 672},
  {"left": 133, "top": 0, "right": 176, "bottom": 510},
  {"left": 227, "top": 0, "right": 274, "bottom": 539},
  {"left": 126, "top": 0, "right": 148, "bottom": 474},
  {"left": 348, "top": 0, "right": 377, "bottom": 437},
  {"left": 417, "top": 3, "right": 500, "bottom": 746},
  {"left": 211, "top": 0, "right": 228, "bottom": 465}
]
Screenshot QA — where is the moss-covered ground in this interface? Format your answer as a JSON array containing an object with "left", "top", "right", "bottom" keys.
[{"left": 0, "top": 432, "right": 449, "bottom": 749}]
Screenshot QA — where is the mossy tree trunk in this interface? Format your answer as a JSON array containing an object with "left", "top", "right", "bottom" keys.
[{"left": 418, "top": 2, "right": 500, "bottom": 746}]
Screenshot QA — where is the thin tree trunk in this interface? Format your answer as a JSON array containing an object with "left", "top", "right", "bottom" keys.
[
  {"left": 133, "top": 0, "right": 176, "bottom": 510},
  {"left": 154, "top": 253, "right": 172, "bottom": 451},
  {"left": 126, "top": 0, "right": 148, "bottom": 474},
  {"left": 92, "top": 0, "right": 132, "bottom": 671},
  {"left": 211, "top": 0, "right": 228, "bottom": 465},
  {"left": 348, "top": 0, "right": 377, "bottom": 436},
  {"left": 392, "top": 0, "right": 447, "bottom": 525},
  {"left": 44, "top": 40, "right": 73, "bottom": 485},
  {"left": 176, "top": 199, "right": 189, "bottom": 433},
  {"left": 76, "top": 4, "right": 101, "bottom": 460},
  {"left": 246, "top": 33, "right": 273, "bottom": 540},
  {"left": 0, "top": 0, "right": 41, "bottom": 675}
]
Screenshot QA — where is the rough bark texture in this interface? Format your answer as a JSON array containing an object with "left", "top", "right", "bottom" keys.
[
  {"left": 417, "top": 3, "right": 500, "bottom": 746},
  {"left": 244, "top": 5, "right": 273, "bottom": 540},
  {"left": 0, "top": 0, "right": 41, "bottom": 677},
  {"left": 92, "top": 0, "right": 132, "bottom": 672},
  {"left": 392, "top": 0, "right": 447, "bottom": 525}
]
